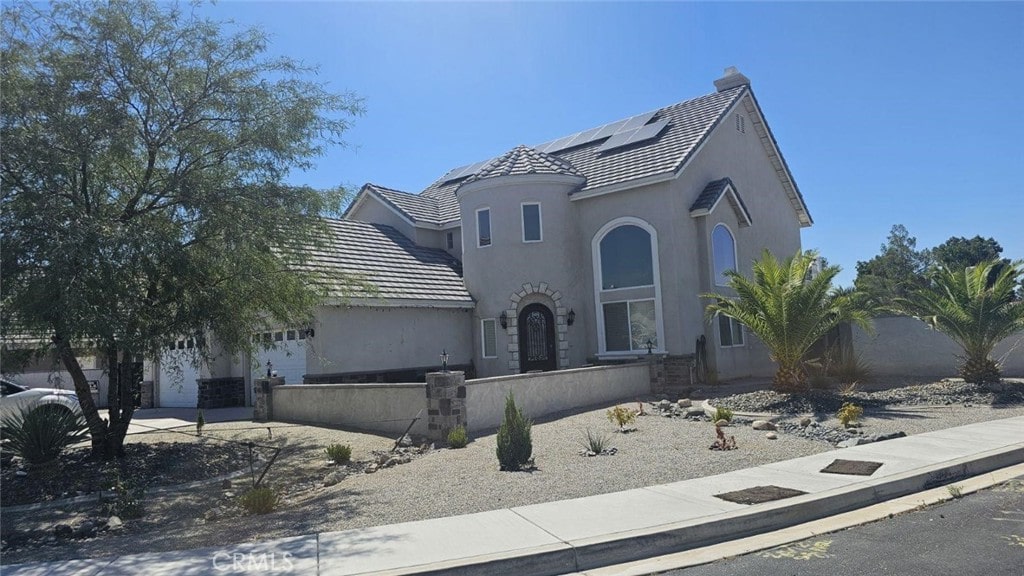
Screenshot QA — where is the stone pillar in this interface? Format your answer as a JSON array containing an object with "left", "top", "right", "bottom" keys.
[
  {"left": 253, "top": 377, "right": 285, "bottom": 422},
  {"left": 425, "top": 371, "right": 466, "bottom": 440},
  {"left": 648, "top": 356, "right": 666, "bottom": 394},
  {"left": 140, "top": 381, "right": 154, "bottom": 409}
]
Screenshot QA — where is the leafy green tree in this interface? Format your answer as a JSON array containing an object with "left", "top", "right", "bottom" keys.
[
  {"left": 892, "top": 260, "right": 1024, "bottom": 384},
  {"left": 931, "top": 236, "right": 1004, "bottom": 271},
  {"left": 1, "top": 1, "right": 363, "bottom": 458},
  {"left": 704, "top": 250, "right": 872, "bottom": 392},
  {"left": 854, "top": 224, "right": 932, "bottom": 305}
]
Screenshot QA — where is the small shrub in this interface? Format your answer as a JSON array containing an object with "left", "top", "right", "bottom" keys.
[
  {"left": 239, "top": 486, "right": 279, "bottom": 515},
  {"left": 496, "top": 392, "right": 532, "bottom": 471},
  {"left": 0, "top": 407, "right": 88, "bottom": 468},
  {"left": 947, "top": 484, "right": 964, "bottom": 499},
  {"left": 606, "top": 405, "right": 637, "bottom": 431},
  {"left": 325, "top": 443, "right": 352, "bottom": 464},
  {"left": 837, "top": 402, "right": 864, "bottom": 427},
  {"left": 447, "top": 425, "right": 469, "bottom": 448},
  {"left": 196, "top": 409, "right": 205, "bottom": 436},
  {"left": 829, "top": 353, "right": 873, "bottom": 385},
  {"left": 713, "top": 406, "right": 734, "bottom": 423},
  {"left": 104, "top": 470, "right": 145, "bottom": 519},
  {"left": 581, "top": 429, "right": 610, "bottom": 454}
]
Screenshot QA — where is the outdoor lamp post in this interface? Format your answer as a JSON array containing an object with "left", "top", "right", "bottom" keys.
[
  {"left": 646, "top": 340, "right": 654, "bottom": 355},
  {"left": 266, "top": 360, "right": 273, "bottom": 377},
  {"left": 441, "top": 349, "right": 449, "bottom": 372}
]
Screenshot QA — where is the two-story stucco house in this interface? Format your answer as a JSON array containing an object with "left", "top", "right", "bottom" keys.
[{"left": 147, "top": 67, "right": 812, "bottom": 408}]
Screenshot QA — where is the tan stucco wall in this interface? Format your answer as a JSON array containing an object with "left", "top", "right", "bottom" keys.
[
  {"left": 464, "top": 362, "right": 651, "bottom": 431},
  {"left": 851, "top": 316, "right": 1024, "bottom": 378},
  {"left": 272, "top": 382, "right": 427, "bottom": 435},
  {"left": 307, "top": 305, "right": 474, "bottom": 377}
]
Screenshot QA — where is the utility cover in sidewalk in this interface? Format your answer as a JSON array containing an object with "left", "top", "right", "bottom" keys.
[
  {"left": 714, "top": 485, "right": 807, "bottom": 505},
  {"left": 820, "top": 459, "right": 883, "bottom": 476}
]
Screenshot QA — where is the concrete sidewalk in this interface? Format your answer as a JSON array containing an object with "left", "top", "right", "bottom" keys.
[{"left": 6, "top": 415, "right": 1023, "bottom": 576}]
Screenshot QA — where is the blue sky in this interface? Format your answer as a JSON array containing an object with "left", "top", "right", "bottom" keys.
[{"left": 203, "top": 1, "right": 1022, "bottom": 287}]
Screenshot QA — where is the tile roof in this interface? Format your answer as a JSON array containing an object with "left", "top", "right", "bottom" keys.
[
  {"left": 292, "top": 219, "right": 472, "bottom": 305},
  {"left": 358, "top": 82, "right": 809, "bottom": 228},
  {"left": 363, "top": 183, "right": 444, "bottom": 226},
  {"left": 464, "top": 145, "right": 585, "bottom": 184}
]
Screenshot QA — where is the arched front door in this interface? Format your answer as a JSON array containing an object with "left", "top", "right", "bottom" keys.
[{"left": 518, "top": 303, "right": 557, "bottom": 373}]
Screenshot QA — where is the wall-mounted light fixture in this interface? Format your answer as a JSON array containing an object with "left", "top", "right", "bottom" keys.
[
  {"left": 499, "top": 311, "right": 508, "bottom": 329},
  {"left": 304, "top": 327, "right": 315, "bottom": 338},
  {"left": 567, "top": 308, "right": 576, "bottom": 326}
]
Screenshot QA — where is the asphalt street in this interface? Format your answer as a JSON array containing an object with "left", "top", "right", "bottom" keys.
[{"left": 665, "top": 477, "right": 1024, "bottom": 576}]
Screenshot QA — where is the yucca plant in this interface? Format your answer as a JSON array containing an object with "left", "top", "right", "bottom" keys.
[
  {"left": 703, "top": 250, "right": 873, "bottom": 392},
  {"left": 893, "top": 260, "right": 1024, "bottom": 384},
  {"left": 0, "top": 407, "right": 89, "bottom": 469}
]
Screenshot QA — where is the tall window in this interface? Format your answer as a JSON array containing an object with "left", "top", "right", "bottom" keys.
[
  {"left": 594, "top": 219, "right": 662, "bottom": 353},
  {"left": 445, "top": 231, "right": 455, "bottom": 250},
  {"left": 712, "top": 224, "right": 736, "bottom": 286},
  {"left": 521, "top": 203, "right": 542, "bottom": 242},
  {"left": 476, "top": 208, "right": 491, "bottom": 247},
  {"left": 719, "top": 316, "right": 744, "bottom": 347},
  {"left": 481, "top": 319, "right": 497, "bottom": 358}
]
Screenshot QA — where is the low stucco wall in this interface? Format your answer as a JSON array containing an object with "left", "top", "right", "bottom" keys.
[
  {"left": 851, "top": 316, "right": 1024, "bottom": 378},
  {"left": 465, "top": 363, "right": 651, "bottom": 431},
  {"left": 271, "top": 383, "right": 427, "bottom": 436}
]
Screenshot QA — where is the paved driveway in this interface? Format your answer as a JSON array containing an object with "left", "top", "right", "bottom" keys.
[{"left": 126, "top": 406, "right": 253, "bottom": 434}]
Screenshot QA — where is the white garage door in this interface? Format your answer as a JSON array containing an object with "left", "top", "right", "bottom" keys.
[
  {"left": 158, "top": 339, "right": 201, "bottom": 408},
  {"left": 253, "top": 329, "right": 307, "bottom": 384}
]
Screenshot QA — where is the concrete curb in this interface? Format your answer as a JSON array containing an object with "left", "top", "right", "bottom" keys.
[{"left": 391, "top": 441, "right": 1024, "bottom": 575}]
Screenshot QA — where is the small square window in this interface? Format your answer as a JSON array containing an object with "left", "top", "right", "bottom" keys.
[
  {"left": 482, "top": 319, "right": 497, "bottom": 358},
  {"left": 298, "top": 329, "right": 306, "bottom": 340},
  {"left": 274, "top": 331, "right": 283, "bottom": 342},
  {"left": 286, "top": 330, "right": 296, "bottom": 341}
]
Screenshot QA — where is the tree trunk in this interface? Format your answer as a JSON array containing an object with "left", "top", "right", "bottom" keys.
[
  {"left": 53, "top": 334, "right": 110, "bottom": 458},
  {"left": 104, "top": 346, "right": 137, "bottom": 459}
]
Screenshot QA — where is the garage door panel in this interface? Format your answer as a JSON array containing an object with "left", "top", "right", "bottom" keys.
[
  {"left": 158, "top": 351, "right": 200, "bottom": 408},
  {"left": 254, "top": 340, "right": 306, "bottom": 384}
]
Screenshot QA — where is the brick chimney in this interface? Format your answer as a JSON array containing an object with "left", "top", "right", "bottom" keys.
[{"left": 714, "top": 66, "right": 751, "bottom": 92}]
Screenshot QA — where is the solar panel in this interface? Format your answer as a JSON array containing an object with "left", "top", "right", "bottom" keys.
[
  {"left": 533, "top": 111, "right": 658, "bottom": 155},
  {"left": 596, "top": 119, "right": 669, "bottom": 153},
  {"left": 442, "top": 158, "right": 493, "bottom": 183},
  {"left": 618, "top": 111, "right": 658, "bottom": 133}
]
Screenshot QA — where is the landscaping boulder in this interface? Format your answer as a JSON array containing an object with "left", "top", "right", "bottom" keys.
[
  {"left": 714, "top": 419, "right": 730, "bottom": 427},
  {"left": 765, "top": 432, "right": 778, "bottom": 440},
  {"left": 658, "top": 399, "right": 672, "bottom": 411},
  {"left": 107, "top": 516, "right": 123, "bottom": 531},
  {"left": 837, "top": 438, "right": 866, "bottom": 448},
  {"left": 752, "top": 420, "right": 777, "bottom": 431},
  {"left": 53, "top": 524, "right": 73, "bottom": 539},
  {"left": 677, "top": 399, "right": 692, "bottom": 408},
  {"left": 323, "top": 469, "right": 348, "bottom": 487},
  {"left": 800, "top": 417, "right": 813, "bottom": 427}
]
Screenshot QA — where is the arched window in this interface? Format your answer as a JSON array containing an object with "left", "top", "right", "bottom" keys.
[
  {"left": 593, "top": 219, "right": 662, "bottom": 353},
  {"left": 712, "top": 224, "right": 736, "bottom": 286}
]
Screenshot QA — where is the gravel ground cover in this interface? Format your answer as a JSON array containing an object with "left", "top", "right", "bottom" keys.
[{"left": 2, "top": 379, "right": 1022, "bottom": 566}]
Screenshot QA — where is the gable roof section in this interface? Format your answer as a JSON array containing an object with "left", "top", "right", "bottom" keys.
[
  {"left": 295, "top": 219, "right": 472, "bottom": 306},
  {"left": 464, "top": 145, "right": 585, "bottom": 184},
  {"left": 368, "top": 80, "right": 811, "bottom": 228},
  {"left": 689, "top": 177, "right": 752, "bottom": 227}
]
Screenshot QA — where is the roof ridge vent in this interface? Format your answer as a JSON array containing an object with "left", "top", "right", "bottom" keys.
[{"left": 714, "top": 66, "right": 750, "bottom": 92}]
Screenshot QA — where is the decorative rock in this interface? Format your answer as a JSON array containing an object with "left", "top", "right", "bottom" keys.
[
  {"left": 658, "top": 400, "right": 672, "bottom": 411},
  {"left": 203, "top": 509, "right": 219, "bottom": 522},
  {"left": 107, "top": 516, "right": 123, "bottom": 531},
  {"left": 323, "top": 470, "right": 348, "bottom": 487},
  {"left": 714, "top": 419, "right": 730, "bottom": 427},
  {"left": 837, "top": 438, "right": 865, "bottom": 448},
  {"left": 221, "top": 479, "right": 232, "bottom": 489},
  {"left": 684, "top": 407, "right": 705, "bottom": 418},
  {"left": 799, "top": 417, "right": 813, "bottom": 427},
  {"left": 75, "top": 521, "right": 97, "bottom": 538},
  {"left": 15, "top": 470, "right": 27, "bottom": 477},
  {"left": 365, "top": 464, "right": 378, "bottom": 474},
  {"left": 677, "top": 399, "right": 692, "bottom": 408},
  {"left": 54, "top": 524, "right": 73, "bottom": 538},
  {"left": 397, "top": 435, "right": 414, "bottom": 448},
  {"left": 383, "top": 457, "right": 401, "bottom": 468},
  {"left": 765, "top": 432, "right": 778, "bottom": 440},
  {"left": 752, "top": 420, "right": 777, "bottom": 431}
]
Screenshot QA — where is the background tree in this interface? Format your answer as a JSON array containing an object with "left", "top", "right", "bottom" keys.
[
  {"left": 1, "top": 1, "right": 363, "bottom": 458},
  {"left": 892, "top": 260, "right": 1024, "bottom": 384},
  {"left": 931, "top": 236, "right": 1005, "bottom": 271},
  {"left": 704, "top": 250, "right": 872, "bottom": 392},
  {"left": 854, "top": 224, "right": 932, "bottom": 305}
]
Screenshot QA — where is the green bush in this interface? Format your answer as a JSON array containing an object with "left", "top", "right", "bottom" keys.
[
  {"left": 325, "top": 443, "right": 352, "bottom": 464},
  {"left": 837, "top": 402, "right": 864, "bottom": 427},
  {"left": 581, "top": 429, "right": 610, "bottom": 454},
  {"left": 239, "top": 486, "right": 279, "bottom": 515},
  {"left": 605, "top": 405, "right": 637, "bottom": 430},
  {"left": 0, "top": 406, "right": 88, "bottom": 468},
  {"left": 713, "top": 406, "right": 734, "bottom": 423},
  {"left": 447, "top": 425, "right": 469, "bottom": 448},
  {"left": 496, "top": 392, "right": 532, "bottom": 471}
]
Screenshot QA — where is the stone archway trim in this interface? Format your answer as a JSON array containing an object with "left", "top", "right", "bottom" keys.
[{"left": 505, "top": 282, "right": 569, "bottom": 372}]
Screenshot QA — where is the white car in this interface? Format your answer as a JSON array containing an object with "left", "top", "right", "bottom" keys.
[{"left": 0, "top": 378, "right": 83, "bottom": 422}]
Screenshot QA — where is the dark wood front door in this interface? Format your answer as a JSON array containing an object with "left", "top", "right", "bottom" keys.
[{"left": 518, "top": 304, "right": 557, "bottom": 373}]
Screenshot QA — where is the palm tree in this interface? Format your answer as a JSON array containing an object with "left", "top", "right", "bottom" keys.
[
  {"left": 703, "top": 250, "right": 872, "bottom": 392},
  {"left": 893, "top": 260, "right": 1024, "bottom": 384}
]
